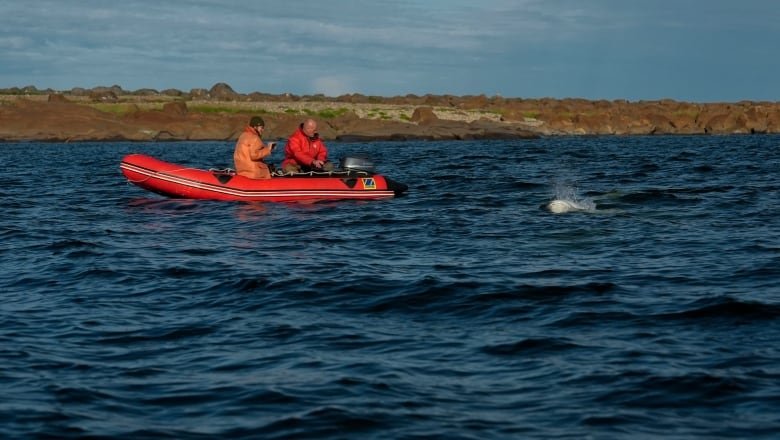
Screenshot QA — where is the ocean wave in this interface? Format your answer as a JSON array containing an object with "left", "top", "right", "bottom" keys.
[
  {"left": 2, "top": 137, "right": 780, "bottom": 438},
  {"left": 481, "top": 337, "right": 584, "bottom": 356},
  {"left": 660, "top": 297, "right": 780, "bottom": 322}
]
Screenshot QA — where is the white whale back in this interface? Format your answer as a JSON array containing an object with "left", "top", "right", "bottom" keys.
[{"left": 547, "top": 199, "right": 588, "bottom": 213}]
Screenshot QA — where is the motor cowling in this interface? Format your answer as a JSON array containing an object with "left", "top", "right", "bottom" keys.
[{"left": 340, "top": 156, "right": 375, "bottom": 173}]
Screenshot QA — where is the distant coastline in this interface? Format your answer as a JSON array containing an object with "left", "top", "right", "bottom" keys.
[{"left": 1, "top": 83, "right": 779, "bottom": 142}]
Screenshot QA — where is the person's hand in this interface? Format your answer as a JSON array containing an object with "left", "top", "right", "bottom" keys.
[{"left": 312, "top": 159, "right": 323, "bottom": 169}]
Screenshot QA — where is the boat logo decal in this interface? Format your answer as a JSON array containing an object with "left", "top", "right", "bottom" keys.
[{"left": 361, "top": 178, "right": 376, "bottom": 190}]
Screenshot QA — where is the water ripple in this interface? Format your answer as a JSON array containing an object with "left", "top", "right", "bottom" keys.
[{"left": 1, "top": 137, "right": 779, "bottom": 438}]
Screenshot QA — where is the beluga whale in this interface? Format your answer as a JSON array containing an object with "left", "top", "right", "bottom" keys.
[{"left": 546, "top": 199, "right": 591, "bottom": 214}]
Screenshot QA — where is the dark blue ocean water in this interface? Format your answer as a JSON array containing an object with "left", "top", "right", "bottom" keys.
[{"left": 1, "top": 136, "right": 779, "bottom": 439}]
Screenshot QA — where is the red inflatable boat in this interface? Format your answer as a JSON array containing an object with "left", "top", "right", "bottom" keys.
[{"left": 120, "top": 154, "right": 407, "bottom": 202}]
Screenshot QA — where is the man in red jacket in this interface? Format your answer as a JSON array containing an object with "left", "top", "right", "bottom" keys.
[{"left": 281, "top": 118, "right": 334, "bottom": 173}]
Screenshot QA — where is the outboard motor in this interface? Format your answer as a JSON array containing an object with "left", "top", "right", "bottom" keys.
[{"left": 340, "top": 156, "right": 375, "bottom": 173}]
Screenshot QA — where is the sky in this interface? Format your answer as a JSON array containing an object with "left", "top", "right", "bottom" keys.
[{"left": 1, "top": 0, "right": 778, "bottom": 102}]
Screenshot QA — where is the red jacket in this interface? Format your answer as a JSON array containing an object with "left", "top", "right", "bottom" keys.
[{"left": 281, "top": 126, "right": 328, "bottom": 169}]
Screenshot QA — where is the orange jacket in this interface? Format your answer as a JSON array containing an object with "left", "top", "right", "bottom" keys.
[
  {"left": 233, "top": 126, "right": 272, "bottom": 179},
  {"left": 281, "top": 126, "right": 328, "bottom": 169}
]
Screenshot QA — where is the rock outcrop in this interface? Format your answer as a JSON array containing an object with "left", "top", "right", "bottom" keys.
[
  {"left": 0, "top": 97, "right": 539, "bottom": 142},
  {"left": 410, "top": 106, "right": 439, "bottom": 125},
  {"left": 1, "top": 83, "right": 778, "bottom": 141},
  {"left": 208, "top": 83, "right": 241, "bottom": 101}
]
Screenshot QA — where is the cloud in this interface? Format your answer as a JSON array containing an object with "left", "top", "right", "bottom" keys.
[
  {"left": 0, "top": 35, "right": 30, "bottom": 50},
  {"left": 1, "top": 0, "right": 779, "bottom": 100}
]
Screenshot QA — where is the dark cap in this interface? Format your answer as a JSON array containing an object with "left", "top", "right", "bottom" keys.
[{"left": 249, "top": 116, "right": 265, "bottom": 127}]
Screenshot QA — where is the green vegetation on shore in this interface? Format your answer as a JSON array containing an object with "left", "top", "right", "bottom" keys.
[
  {"left": 187, "top": 104, "right": 262, "bottom": 115},
  {"left": 302, "top": 107, "right": 351, "bottom": 119}
]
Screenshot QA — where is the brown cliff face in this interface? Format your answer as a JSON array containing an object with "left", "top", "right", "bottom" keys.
[
  {"left": 410, "top": 106, "right": 439, "bottom": 125},
  {"left": 1, "top": 85, "right": 778, "bottom": 141},
  {"left": 0, "top": 97, "right": 538, "bottom": 142},
  {"left": 0, "top": 98, "right": 232, "bottom": 142},
  {"left": 506, "top": 99, "right": 780, "bottom": 135}
]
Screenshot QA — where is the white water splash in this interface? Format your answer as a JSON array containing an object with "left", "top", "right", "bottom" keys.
[{"left": 546, "top": 182, "right": 596, "bottom": 214}]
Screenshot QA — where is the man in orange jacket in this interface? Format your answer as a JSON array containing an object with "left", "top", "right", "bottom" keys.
[
  {"left": 281, "top": 118, "right": 334, "bottom": 173},
  {"left": 234, "top": 116, "right": 276, "bottom": 179}
]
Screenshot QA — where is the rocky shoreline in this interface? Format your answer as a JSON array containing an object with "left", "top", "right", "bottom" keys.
[{"left": 1, "top": 83, "right": 779, "bottom": 142}]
